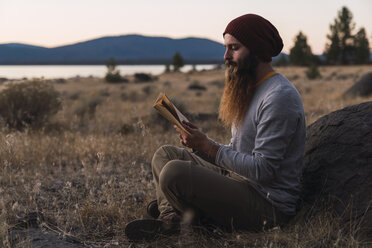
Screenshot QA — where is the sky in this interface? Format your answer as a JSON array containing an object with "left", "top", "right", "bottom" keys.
[{"left": 0, "top": 0, "right": 371, "bottom": 55}]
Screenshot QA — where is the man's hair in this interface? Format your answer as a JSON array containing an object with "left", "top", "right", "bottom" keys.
[{"left": 219, "top": 53, "right": 259, "bottom": 127}]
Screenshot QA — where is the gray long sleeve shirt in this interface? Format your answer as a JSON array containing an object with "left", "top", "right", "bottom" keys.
[{"left": 215, "top": 73, "right": 306, "bottom": 215}]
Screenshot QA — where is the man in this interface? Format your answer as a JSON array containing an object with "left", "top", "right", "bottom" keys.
[{"left": 125, "top": 14, "right": 306, "bottom": 241}]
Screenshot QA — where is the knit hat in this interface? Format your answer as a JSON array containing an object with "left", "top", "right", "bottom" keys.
[{"left": 223, "top": 14, "right": 283, "bottom": 62}]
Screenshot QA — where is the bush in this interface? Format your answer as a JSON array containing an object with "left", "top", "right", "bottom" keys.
[
  {"left": 134, "top": 73, "right": 153, "bottom": 83},
  {"left": 105, "top": 72, "right": 128, "bottom": 83},
  {"left": 119, "top": 123, "right": 135, "bottom": 135},
  {"left": 53, "top": 78, "right": 66, "bottom": 84},
  {"left": 208, "top": 80, "right": 224, "bottom": 88},
  {"left": 306, "top": 64, "right": 322, "bottom": 80},
  {"left": 120, "top": 91, "right": 142, "bottom": 102},
  {"left": 188, "top": 81, "right": 207, "bottom": 91},
  {"left": 163, "top": 81, "right": 172, "bottom": 88},
  {"left": 100, "top": 88, "right": 111, "bottom": 97},
  {"left": 0, "top": 80, "right": 62, "bottom": 130},
  {"left": 104, "top": 58, "right": 128, "bottom": 83},
  {"left": 0, "top": 77, "right": 8, "bottom": 83},
  {"left": 74, "top": 94, "right": 103, "bottom": 120},
  {"left": 142, "top": 85, "right": 155, "bottom": 95},
  {"left": 69, "top": 91, "right": 81, "bottom": 100}
]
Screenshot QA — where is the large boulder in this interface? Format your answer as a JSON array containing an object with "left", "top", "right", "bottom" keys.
[
  {"left": 344, "top": 72, "right": 372, "bottom": 97},
  {"left": 302, "top": 101, "right": 372, "bottom": 238}
]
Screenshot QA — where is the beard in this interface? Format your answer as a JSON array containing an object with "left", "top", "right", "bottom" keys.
[{"left": 219, "top": 53, "right": 259, "bottom": 127}]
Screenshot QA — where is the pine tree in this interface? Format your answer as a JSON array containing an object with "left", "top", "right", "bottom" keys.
[
  {"left": 106, "top": 58, "right": 117, "bottom": 74},
  {"left": 172, "top": 52, "right": 184, "bottom": 72},
  {"left": 105, "top": 58, "right": 125, "bottom": 83},
  {"left": 164, "top": 64, "right": 171, "bottom": 73},
  {"left": 325, "top": 6, "right": 356, "bottom": 64},
  {"left": 354, "top": 28, "right": 370, "bottom": 64},
  {"left": 289, "top": 31, "right": 313, "bottom": 66},
  {"left": 325, "top": 25, "right": 341, "bottom": 64}
]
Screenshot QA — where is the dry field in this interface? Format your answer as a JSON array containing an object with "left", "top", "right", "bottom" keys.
[{"left": 1, "top": 65, "right": 372, "bottom": 247}]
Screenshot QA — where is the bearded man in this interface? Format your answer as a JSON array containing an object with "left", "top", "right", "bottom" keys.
[{"left": 125, "top": 14, "right": 306, "bottom": 241}]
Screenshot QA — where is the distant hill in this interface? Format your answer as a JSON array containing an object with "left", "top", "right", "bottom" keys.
[{"left": 0, "top": 35, "right": 226, "bottom": 65}]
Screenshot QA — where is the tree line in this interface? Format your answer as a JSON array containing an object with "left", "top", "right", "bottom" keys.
[{"left": 276, "top": 6, "right": 370, "bottom": 66}]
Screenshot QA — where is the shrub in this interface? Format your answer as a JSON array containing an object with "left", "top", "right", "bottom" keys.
[
  {"left": 119, "top": 123, "right": 134, "bottom": 135},
  {"left": 0, "top": 80, "right": 62, "bottom": 130},
  {"left": 74, "top": 94, "right": 103, "bottom": 120},
  {"left": 306, "top": 64, "right": 322, "bottom": 80},
  {"left": 188, "top": 81, "right": 207, "bottom": 91},
  {"left": 0, "top": 77, "right": 8, "bottom": 83},
  {"left": 104, "top": 58, "right": 128, "bottom": 83},
  {"left": 105, "top": 72, "right": 128, "bottom": 83},
  {"left": 53, "top": 78, "right": 66, "bottom": 84},
  {"left": 142, "top": 85, "right": 155, "bottom": 95},
  {"left": 288, "top": 74, "right": 300, "bottom": 81},
  {"left": 120, "top": 91, "right": 142, "bottom": 102},
  {"left": 69, "top": 91, "right": 81, "bottom": 100},
  {"left": 163, "top": 81, "right": 172, "bottom": 88},
  {"left": 134, "top": 73, "right": 153, "bottom": 83},
  {"left": 100, "top": 88, "right": 111, "bottom": 97},
  {"left": 208, "top": 79, "right": 224, "bottom": 88},
  {"left": 195, "top": 91, "right": 203, "bottom": 97}
]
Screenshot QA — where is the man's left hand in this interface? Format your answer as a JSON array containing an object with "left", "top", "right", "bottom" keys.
[{"left": 174, "top": 121, "right": 208, "bottom": 151}]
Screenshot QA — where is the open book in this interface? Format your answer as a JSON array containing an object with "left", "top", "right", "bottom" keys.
[{"left": 153, "top": 93, "right": 191, "bottom": 135}]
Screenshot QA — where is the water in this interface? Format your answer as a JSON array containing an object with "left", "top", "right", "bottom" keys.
[{"left": 0, "top": 64, "right": 218, "bottom": 79}]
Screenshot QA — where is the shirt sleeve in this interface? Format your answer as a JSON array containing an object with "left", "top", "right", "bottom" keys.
[
  {"left": 215, "top": 89, "right": 301, "bottom": 183},
  {"left": 207, "top": 136, "right": 232, "bottom": 149}
]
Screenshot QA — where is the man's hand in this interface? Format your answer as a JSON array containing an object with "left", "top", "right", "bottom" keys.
[{"left": 174, "top": 121, "right": 219, "bottom": 158}]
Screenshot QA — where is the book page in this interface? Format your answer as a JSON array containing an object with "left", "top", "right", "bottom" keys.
[{"left": 153, "top": 93, "right": 191, "bottom": 135}]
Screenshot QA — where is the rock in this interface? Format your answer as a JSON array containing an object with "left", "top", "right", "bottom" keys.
[
  {"left": 10, "top": 211, "right": 81, "bottom": 247},
  {"left": 10, "top": 228, "right": 80, "bottom": 248},
  {"left": 343, "top": 72, "right": 372, "bottom": 97},
  {"left": 302, "top": 101, "right": 372, "bottom": 239}
]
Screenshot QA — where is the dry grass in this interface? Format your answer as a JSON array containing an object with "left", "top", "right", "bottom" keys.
[{"left": 1, "top": 65, "right": 372, "bottom": 247}]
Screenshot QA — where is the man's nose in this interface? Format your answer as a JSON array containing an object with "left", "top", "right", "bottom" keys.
[{"left": 224, "top": 49, "right": 231, "bottom": 60}]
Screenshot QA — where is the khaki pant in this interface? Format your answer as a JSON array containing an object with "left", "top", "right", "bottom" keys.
[{"left": 152, "top": 145, "right": 292, "bottom": 231}]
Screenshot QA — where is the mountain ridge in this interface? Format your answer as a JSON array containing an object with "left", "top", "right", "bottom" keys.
[
  {"left": 2, "top": 34, "right": 350, "bottom": 65},
  {"left": 0, "top": 34, "right": 226, "bottom": 65}
]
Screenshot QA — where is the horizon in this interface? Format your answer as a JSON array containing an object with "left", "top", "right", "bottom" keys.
[
  {"left": 0, "top": 33, "right": 225, "bottom": 49},
  {"left": 1, "top": 0, "right": 371, "bottom": 55}
]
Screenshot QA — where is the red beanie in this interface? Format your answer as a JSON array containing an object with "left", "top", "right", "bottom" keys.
[{"left": 223, "top": 14, "right": 283, "bottom": 62}]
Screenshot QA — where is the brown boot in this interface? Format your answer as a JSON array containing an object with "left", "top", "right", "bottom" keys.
[{"left": 146, "top": 200, "right": 160, "bottom": 219}]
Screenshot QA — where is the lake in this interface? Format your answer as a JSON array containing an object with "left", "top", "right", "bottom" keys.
[{"left": 0, "top": 64, "right": 218, "bottom": 79}]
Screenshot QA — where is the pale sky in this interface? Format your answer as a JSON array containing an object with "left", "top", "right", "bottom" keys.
[{"left": 0, "top": 0, "right": 371, "bottom": 54}]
